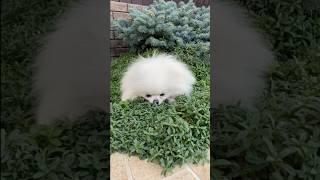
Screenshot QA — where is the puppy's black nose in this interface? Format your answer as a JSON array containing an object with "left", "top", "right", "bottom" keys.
[{"left": 153, "top": 99, "right": 159, "bottom": 105}]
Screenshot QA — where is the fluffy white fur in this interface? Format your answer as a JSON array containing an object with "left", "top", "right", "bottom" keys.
[{"left": 120, "top": 53, "right": 196, "bottom": 104}]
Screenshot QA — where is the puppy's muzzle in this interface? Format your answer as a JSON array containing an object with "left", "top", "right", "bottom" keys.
[{"left": 153, "top": 99, "right": 159, "bottom": 105}]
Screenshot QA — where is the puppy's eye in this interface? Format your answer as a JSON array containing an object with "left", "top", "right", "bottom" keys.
[
  {"left": 146, "top": 94, "right": 151, "bottom": 97},
  {"left": 160, "top": 93, "right": 165, "bottom": 96}
]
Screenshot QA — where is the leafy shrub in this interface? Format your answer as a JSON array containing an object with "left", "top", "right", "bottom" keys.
[
  {"left": 175, "top": 43, "right": 210, "bottom": 61},
  {"left": 213, "top": 0, "right": 320, "bottom": 179},
  {"left": 113, "top": 0, "right": 210, "bottom": 52},
  {"left": 1, "top": 111, "right": 109, "bottom": 180},
  {"left": 110, "top": 46, "right": 210, "bottom": 174},
  {"left": 1, "top": 1, "right": 109, "bottom": 179}
]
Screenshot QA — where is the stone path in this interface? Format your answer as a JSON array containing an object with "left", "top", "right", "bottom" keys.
[{"left": 111, "top": 151, "right": 210, "bottom": 180}]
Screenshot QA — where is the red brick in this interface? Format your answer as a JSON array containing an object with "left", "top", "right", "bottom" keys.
[
  {"left": 132, "top": 0, "right": 142, "bottom": 5},
  {"left": 120, "top": 0, "right": 131, "bottom": 3},
  {"left": 111, "top": 39, "right": 128, "bottom": 48},
  {"left": 142, "top": 0, "right": 153, "bottom": 5},
  {"left": 112, "top": 12, "right": 131, "bottom": 20},
  {"left": 110, "top": 1, "right": 128, "bottom": 12},
  {"left": 116, "top": 47, "right": 129, "bottom": 53},
  {"left": 111, "top": 48, "right": 129, "bottom": 57},
  {"left": 111, "top": 50, "right": 117, "bottom": 57}
]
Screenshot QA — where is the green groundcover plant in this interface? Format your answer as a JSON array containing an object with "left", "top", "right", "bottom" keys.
[
  {"left": 212, "top": 0, "right": 320, "bottom": 179},
  {"left": 110, "top": 47, "right": 210, "bottom": 174},
  {"left": 1, "top": 0, "right": 108, "bottom": 179},
  {"left": 113, "top": 0, "right": 210, "bottom": 52},
  {"left": 2, "top": 0, "right": 320, "bottom": 179},
  {"left": 1, "top": 112, "right": 109, "bottom": 180}
]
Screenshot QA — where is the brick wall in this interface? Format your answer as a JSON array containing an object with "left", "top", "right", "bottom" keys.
[
  {"left": 111, "top": 0, "right": 153, "bottom": 6},
  {"left": 111, "top": 0, "right": 209, "bottom": 7},
  {"left": 110, "top": 1, "right": 146, "bottom": 58}
]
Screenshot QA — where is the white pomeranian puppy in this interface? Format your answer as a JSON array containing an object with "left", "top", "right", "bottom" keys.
[{"left": 120, "top": 53, "right": 196, "bottom": 105}]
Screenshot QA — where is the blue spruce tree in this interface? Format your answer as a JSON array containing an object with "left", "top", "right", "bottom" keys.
[{"left": 113, "top": 0, "right": 210, "bottom": 52}]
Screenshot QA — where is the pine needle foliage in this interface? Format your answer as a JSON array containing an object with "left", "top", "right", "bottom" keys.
[{"left": 113, "top": 0, "right": 210, "bottom": 52}]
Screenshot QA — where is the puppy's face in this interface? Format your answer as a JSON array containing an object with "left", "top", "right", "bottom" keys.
[{"left": 143, "top": 93, "right": 168, "bottom": 105}]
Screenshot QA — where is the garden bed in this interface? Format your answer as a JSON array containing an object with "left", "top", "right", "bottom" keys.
[{"left": 110, "top": 47, "right": 210, "bottom": 174}]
